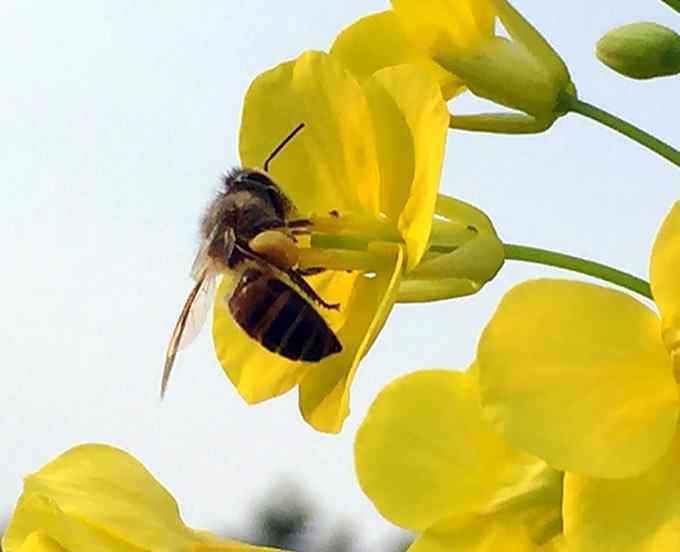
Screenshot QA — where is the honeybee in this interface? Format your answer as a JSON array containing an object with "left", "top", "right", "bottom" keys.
[{"left": 161, "top": 124, "right": 342, "bottom": 397}]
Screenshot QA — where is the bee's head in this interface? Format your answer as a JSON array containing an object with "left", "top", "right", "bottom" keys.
[{"left": 223, "top": 168, "right": 276, "bottom": 191}]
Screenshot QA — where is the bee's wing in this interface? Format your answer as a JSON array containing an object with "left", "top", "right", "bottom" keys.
[
  {"left": 190, "top": 238, "right": 213, "bottom": 281},
  {"left": 161, "top": 272, "right": 216, "bottom": 398},
  {"left": 177, "top": 272, "right": 216, "bottom": 350}
]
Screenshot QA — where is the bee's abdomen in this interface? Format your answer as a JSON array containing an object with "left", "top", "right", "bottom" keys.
[{"left": 229, "top": 268, "right": 342, "bottom": 362}]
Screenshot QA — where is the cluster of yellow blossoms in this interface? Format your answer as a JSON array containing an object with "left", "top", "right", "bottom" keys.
[
  {"left": 356, "top": 204, "right": 680, "bottom": 551},
  {"left": 5, "top": 1, "right": 679, "bottom": 551}
]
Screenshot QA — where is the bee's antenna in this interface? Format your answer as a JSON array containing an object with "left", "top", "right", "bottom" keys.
[{"left": 263, "top": 123, "right": 305, "bottom": 173}]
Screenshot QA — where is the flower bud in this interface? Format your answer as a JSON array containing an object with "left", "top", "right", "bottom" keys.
[{"left": 596, "top": 22, "right": 680, "bottom": 79}]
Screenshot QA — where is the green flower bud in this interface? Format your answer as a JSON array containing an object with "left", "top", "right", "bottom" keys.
[{"left": 596, "top": 22, "right": 680, "bottom": 79}]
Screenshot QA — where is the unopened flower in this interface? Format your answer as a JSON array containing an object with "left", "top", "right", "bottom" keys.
[
  {"left": 596, "top": 22, "right": 680, "bottom": 79},
  {"left": 332, "top": 0, "right": 575, "bottom": 134},
  {"left": 3, "top": 444, "right": 287, "bottom": 552}
]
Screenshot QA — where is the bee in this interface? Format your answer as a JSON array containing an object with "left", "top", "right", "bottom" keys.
[{"left": 161, "top": 124, "right": 342, "bottom": 397}]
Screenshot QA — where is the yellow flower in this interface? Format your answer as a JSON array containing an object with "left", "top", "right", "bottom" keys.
[
  {"left": 563, "top": 432, "right": 680, "bottom": 551},
  {"left": 477, "top": 202, "right": 680, "bottom": 550},
  {"left": 331, "top": 0, "right": 575, "bottom": 134},
  {"left": 212, "top": 50, "right": 455, "bottom": 434},
  {"left": 355, "top": 366, "right": 565, "bottom": 551},
  {"left": 476, "top": 201, "right": 680, "bottom": 481},
  {"left": 3, "top": 444, "right": 286, "bottom": 552}
]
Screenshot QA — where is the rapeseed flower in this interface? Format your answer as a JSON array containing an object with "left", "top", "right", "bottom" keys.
[
  {"left": 212, "top": 50, "right": 448, "bottom": 433},
  {"left": 331, "top": 0, "right": 575, "bottom": 133},
  {"left": 477, "top": 202, "right": 680, "bottom": 549},
  {"left": 477, "top": 201, "right": 680, "bottom": 480},
  {"left": 3, "top": 444, "right": 286, "bottom": 552},
  {"left": 355, "top": 367, "right": 565, "bottom": 551}
]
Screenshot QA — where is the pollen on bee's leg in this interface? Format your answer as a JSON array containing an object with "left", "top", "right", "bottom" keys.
[{"left": 249, "top": 230, "right": 300, "bottom": 269}]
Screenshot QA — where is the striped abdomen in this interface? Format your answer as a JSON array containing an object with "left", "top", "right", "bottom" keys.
[{"left": 229, "top": 268, "right": 342, "bottom": 361}]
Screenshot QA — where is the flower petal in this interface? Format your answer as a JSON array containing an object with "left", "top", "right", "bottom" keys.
[
  {"left": 355, "top": 368, "right": 557, "bottom": 530},
  {"left": 12, "top": 444, "right": 195, "bottom": 550},
  {"left": 408, "top": 512, "right": 558, "bottom": 552},
  {"left": 564, "top": 432, "right": 680, "bottom": 551},
  {"left": 298, "top": 242, "right": 404, "bottom": 433},
  {"left": 477, "top": 279, "right": 679, "bottom": 478},
  {"left": 3, "top": 445, "right": 288, "bottom": 552},
  {"left": 390, "top": 0, "right": 496, "bottom": 59},
  {"left": 213, "top": 270, "right": 357, "bottom": 404},
  {"left": 239, "top": 50, "right": 380, "bottom": 217},
  {"left": 361, "top": 70, "right": 415, "bottom": 231},
  {"left": 330, "top": 11, "right": 462, "bottom": 99},
  {"left": 4, "top": 494, "right": 139, "bottom": 552},
  {"left": 15, "top": 533, "right": 67, "bottom": 552},
  {"left": 369, "top": 65, "right": 449, "bottom": 271},
  {"left": 650, "top": 202, "right": 680, "bottom": 342}
]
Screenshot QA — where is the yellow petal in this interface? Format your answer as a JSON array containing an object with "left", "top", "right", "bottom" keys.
[
  {"left": 408, "top": 512, "right": 557, "bottom": 552},
  {"left": 330, "top": 11, "right": 462, "bottom": 99},
  {"left": 477, "top": 279, "right": 679, "bottom": 478},
  {"left": 4, "top": 445, "right": 290, "bottom": 552},
  {"left": 14, "top": 533, "right": 66, "bottom": 552},
  {"left": 13, "top": 444, "right": 195, "bottom": 550},
  {"left": 299, "top": 243, "right": 403, "bottom": 433},
  {"left": 192, "top": 539, "right": 288, "bottom": 552},
  {"left": 564, "top": 431, "right": 680, "bottom": 551},
  {"left": 650, "top": 202, "right": 680, "bottom": 345},
  {"left": 369, "top": 65, "right": 449, "bottom": 270},
  {"left": 390, "top": 0, "right": 496, "bottom": 59},
  {"left": 355, "top": 368, "right": 558, "bottom": 530},
  {"left": 213, "top": 269, "right": 356, "bottom": 404},
  {"left": 361, "top": 70, "right": 415, "bottom": 233},
  {"left": 3, "top": 495, "right": 140, "bottom": 552},
  {"left": 239, "top": 50, "right": 380, "bottom": 217}
]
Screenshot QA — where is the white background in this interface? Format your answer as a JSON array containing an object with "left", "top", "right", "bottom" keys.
[{"left": 1, "top": 1, "right": 678, "bottom": 549}]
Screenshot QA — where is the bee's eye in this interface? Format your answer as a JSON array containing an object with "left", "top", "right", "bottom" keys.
[{"left": 240, "top": 268, "right": 263, "bottom": 287}]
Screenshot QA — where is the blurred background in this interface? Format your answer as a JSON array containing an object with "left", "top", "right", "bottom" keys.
[{"left": 1, "top": 1, "right": 678, "bottom": 550}]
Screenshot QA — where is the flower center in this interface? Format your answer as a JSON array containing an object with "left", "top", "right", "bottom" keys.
[{"left": 296, "top": 212, "right": 402, "bottom": 274}]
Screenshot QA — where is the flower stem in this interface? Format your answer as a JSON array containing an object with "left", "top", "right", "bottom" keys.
[
  {"left": 559, "top": 92, "right": 680, "bottom": 168},
  {"left": 662, "top": 0, "right": 680, "bottom": 13},
  {"left": 504, "top": 243, "right": 652, "bottom": 300}
]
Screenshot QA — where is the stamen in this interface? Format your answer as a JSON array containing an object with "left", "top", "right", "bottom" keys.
[{"left": 307, "top": 212, "right": 401, "bottom": 243}]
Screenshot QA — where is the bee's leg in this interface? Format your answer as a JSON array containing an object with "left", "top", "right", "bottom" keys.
[
  {"left": 286, "top": 218, "right": 312, "bottom": 228},
  {"left": 286, "top": 268, "right": 340, "bottom": 311},
  {"left": 297, "top": 267, "right": 326, "bottom": 276},
  {"left": 224, "top": 227, "right": 236, "bottom": 262}
]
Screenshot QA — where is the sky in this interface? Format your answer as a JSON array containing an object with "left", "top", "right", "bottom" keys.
[{"left": 1, "top": 1, "right": 679, "bottom": 549}]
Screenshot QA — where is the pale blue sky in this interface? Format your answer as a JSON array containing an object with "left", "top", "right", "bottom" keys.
[{"left": 1, "top": 1, "right": 678, "bottom": 548}]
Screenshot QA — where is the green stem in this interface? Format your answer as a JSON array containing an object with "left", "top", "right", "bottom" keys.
[
  {"left": 662, "top": 0, "right": 680, "bottom": 13},
  {"left": 504, "top": 243, "right": 652, "bottom": 300},
  {"left": 559, "top": 92, "right": 680, "bottom": 168}
]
